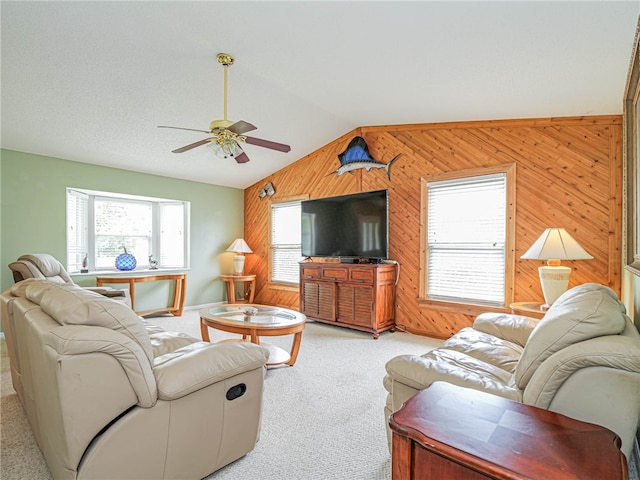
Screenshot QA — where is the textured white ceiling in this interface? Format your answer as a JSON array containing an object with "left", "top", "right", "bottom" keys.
[{"left": 1, "top": 1, "right": 638, "bottom": 189}]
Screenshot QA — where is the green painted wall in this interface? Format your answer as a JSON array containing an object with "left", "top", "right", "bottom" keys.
[{"left": 1, "top": 149, "right": 244, "bottom": 312}]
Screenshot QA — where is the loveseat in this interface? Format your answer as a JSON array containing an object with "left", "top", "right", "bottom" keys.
[
  {"left": 1, "top": 279, "right": 270, "bottom": 479},
  {"left": 384, "top": 283, "right": 640, "bottom": 460}
]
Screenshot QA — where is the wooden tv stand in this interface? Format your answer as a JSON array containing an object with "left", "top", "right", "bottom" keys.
[
  {"left": 389, "top": 382, "right": 628, "bottom": 480},
  {"left": 299, "top": 261, "right": 396, "bottom": 338}
]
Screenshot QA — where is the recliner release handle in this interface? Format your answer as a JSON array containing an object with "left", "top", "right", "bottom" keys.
[{"left": 226, "top": 383, "right": 247, "bottom": 401}]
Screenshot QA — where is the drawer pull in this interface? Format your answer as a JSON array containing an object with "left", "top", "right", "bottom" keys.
[
  {"left": 329, "top": 277, "right": 337, "bottom": 281},
  {"left": 357, "top": 279, "right": 365, "bottom": 283}
]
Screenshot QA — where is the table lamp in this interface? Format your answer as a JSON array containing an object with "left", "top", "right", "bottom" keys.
[
  {"left": 226, "top": 238, "right": 252, "bottom": 275},
  {"left": 521, "top": 227, "right": 593, "bottom": 307}
]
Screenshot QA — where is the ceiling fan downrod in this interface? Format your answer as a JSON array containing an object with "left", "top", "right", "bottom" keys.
[{"left": 217, "top": 53, "right": 234, "bottom": 125}]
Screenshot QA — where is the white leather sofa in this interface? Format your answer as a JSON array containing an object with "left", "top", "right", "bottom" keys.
[
  {"left": 384, "top": 283, "right": 640, "bottom": 460},
  {"left": 1, "top": 279, "right": 269, "bottom": 480}
]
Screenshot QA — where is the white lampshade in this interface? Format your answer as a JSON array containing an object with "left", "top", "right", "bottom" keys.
[
  {"left": 521, "top": 228, "right": 593, "bottom": 261},
  {"left": 226, "top": 239, "right": 252, "bottom": 275},
  {"left": 521, "top": 228, "right": 593, "bottom": 307}
]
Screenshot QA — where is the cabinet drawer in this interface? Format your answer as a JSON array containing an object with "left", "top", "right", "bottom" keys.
[
  {"left": 349, "top": 269, "right": 374, "bottom": 284},
  {"left": 301, "top": 267, "right": 321, "bottom": 279},
  {"left": 322, "top": 267, "right": 348, "bottom": 281}
]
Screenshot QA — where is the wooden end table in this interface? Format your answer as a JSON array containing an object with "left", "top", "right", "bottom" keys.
[
  {"left": 220, "top": 274, "right": 256, "bottom": 303},
  {"left": 509, "top": 301, "right": 548, "bottom": 319},
  {"left": 199, "top": 304, "right": 305, "bottom": 367},
  {"left": 389, "top": 382, "right": 627, "bottom": 480}
]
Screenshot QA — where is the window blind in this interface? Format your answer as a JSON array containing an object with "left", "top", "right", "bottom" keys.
[
  {"left": 159, "top": 203, "right": 185, "bottom": 267},
  {"left": 426, "top": 173, "right": 506, "bottom": 306},
  {"left": 271, "top": 201, "right": 302, "bottom": 284},
  {"left": 66, "top": 189, "right": 89, "bottom": 272}
]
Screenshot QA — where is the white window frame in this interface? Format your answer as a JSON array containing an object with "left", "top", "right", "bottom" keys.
[
  {"left": 269, "top": 197, "right": 305, "bottom": 285},
  {"left": 66, "top": 188, "right": 190, "bottom": 273},
  {"left": 419, "top": 164, "right": 515, "bottom": 312}
]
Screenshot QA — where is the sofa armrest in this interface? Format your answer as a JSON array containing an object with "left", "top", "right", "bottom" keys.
[
  {"left": 46, "top": 324, "right": 157, "bottom": 407},
  {"left": 384, "top": 349, "right": 521, "bottom": 401},
  {"left": 523, "top": 335, "right": 640, "bottom": 408},
  {"left": 85, "top": 286, "right": 126, "bottom": 297},
  {"left": 153, "top": 342, "right": 269, "bottom": 401},
  {"left": 473, "top": 312, "right": 540, "bottom": 347}
]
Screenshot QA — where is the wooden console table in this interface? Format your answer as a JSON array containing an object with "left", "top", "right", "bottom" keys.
[
  {"left": 220, "top": 274, "right": 256, "bottom": 304},
  {"left": 389, "top": 382, "right": 627, "bottom": 480},
  {"left": 96, "top": 273, "right": 187, "bottom": 316}
]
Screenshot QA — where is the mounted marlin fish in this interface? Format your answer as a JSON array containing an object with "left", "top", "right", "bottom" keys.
[{"left": 329, "top": 136, "right": 400, "bottom": 180}]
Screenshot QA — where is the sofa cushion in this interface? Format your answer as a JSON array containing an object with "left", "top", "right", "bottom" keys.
[
  {"left": 514, "top": 283, "right": 627, "bottom": 389},
  {"left": 385, "top": 349, "right": 521, "bottom": 401},
  {"left": 441, "top": 327, "right": 524, "bottom": 373},
  {"left": 37, "top": 284, "right": 154, "bottom": 363}
]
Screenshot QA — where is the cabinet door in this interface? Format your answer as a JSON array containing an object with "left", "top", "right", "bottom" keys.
[
  {"left": 337, "top": 284, "right": 373, "bottom": 327},
  {"left": 302, "top": 281, "right": 335, "bottom": 321}
]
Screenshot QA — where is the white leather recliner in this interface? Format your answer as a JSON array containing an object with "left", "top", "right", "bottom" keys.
[
  {"left": 8, "top": 253, "right": 131, "bottom": 306},
  {"left": 384, "top": 283, "right": 640, "bottom": 461},
  {"left": 1, "top": 279, "right": 269, "bottom": 479}
]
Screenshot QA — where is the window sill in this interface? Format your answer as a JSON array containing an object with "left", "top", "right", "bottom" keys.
[
  {"left": 417, "top": 298, "right": 509, "bottom": 317},
  {"left": 267, "top": 282, "right": 299, "bottom": 292}
]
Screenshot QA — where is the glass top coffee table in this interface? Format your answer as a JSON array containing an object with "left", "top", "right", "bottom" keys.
[{"left": 199, "top": 304, "right": 306, "bottom": 366}]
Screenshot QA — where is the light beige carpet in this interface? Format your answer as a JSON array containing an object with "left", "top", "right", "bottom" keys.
[{"left": 1, "top": 308, "right": 443, "bottom": 479}]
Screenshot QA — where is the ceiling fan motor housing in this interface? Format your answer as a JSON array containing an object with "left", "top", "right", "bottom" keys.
[{"left": 217, "top": 53, "right": 234, "bottom": 66}]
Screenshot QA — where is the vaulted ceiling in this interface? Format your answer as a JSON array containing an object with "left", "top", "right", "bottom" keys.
[{"left": 1, "top": 1, "right": 638, "bottom": 189}]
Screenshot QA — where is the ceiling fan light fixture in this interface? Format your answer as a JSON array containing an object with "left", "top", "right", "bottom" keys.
[{"left": 208, "top": 138, "right": 243, "bottom": 159}]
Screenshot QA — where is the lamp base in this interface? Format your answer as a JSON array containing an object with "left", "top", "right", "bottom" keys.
[
  {"left": 232, "top": 255, "right": 245, "bottom": 275},
  {"left": 538, "top": 265, "right": 571, "bottom": 307}
]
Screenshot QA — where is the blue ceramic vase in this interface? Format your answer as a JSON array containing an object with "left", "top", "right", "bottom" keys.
[{"left": 115, "top": 247, "right": 136, "bottom": 271}]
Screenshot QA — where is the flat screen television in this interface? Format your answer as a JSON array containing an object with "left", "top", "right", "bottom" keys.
[{"left": 301, "top": 189, "right": 388, "bottom": 261}]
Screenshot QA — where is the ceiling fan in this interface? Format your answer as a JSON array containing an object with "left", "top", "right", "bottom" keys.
[{"left": 158, "top": 53, "right": 291, "bottom": 164}]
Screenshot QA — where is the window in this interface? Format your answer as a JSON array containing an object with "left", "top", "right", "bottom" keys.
[
  {"left": 66, "top": 188, "right": 190, "bottom": 273},
  {"left": 270, "top": 200, "right": 303, "bottom": 284},
  {"left": 421, "top": 164, "right": 515, "bottom": 308}
]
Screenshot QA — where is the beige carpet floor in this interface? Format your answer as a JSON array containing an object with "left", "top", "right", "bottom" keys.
[{"left": 1, "top": 308, "right": 444, "bottom": 479}]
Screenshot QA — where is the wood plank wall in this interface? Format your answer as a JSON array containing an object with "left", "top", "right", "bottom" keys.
[{"left": 244, "top": 116, "right": 622, "bottom": 339}]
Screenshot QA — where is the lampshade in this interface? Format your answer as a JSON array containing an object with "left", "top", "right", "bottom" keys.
[
  {"left": 521, "top": 228, "right": 593, "bottom": 307},
  {"left": 521, "top": 228, "right": 593, "bottom": 261},
  {"left": 226, "top": 238, "right": 252, "bottom": 275},
  {"left": 226, "top": 238, "right": 253, "bottom": 254}
]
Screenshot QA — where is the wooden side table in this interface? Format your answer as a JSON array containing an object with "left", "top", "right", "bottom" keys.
[
  {"left": 509, "top": 301, "right": 548, "bottom": 319},
  {"left": 220, "top": 274, "right": 256, "bottom": 304},
  {"left": 389, "top": 382, "right": 627, "bottom": 480}
]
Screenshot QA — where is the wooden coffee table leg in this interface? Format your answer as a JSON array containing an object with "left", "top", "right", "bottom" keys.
[
  {"left": 200, "top": 319, "right": 210, "bottom": 342},
  {"left": 286, "top": 331, "right": 303, "bottom": 366}
]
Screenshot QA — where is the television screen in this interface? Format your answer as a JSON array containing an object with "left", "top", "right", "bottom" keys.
[{"left": 301, "top": 189, "right": 388, "bottom": 260}]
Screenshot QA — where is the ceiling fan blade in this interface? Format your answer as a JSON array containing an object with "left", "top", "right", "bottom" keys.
[
  {"left": 244, "top": 136, "right": 291, "bottom": 153},
  {"left": 234, "top": 150, "right": 251, "bottom": 164},
  {"left": 228, "top": 120, "right": 257, "bottom": 135},
  {"left": 171, "top": 138, "right": 211, "bottom": 153},
  {"left": 159, "top": 125, "right": 210, "bottom": 134}
]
